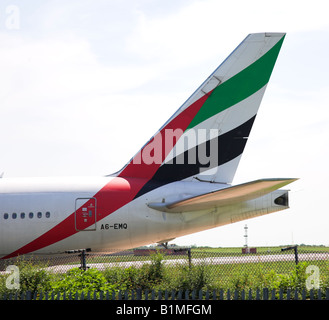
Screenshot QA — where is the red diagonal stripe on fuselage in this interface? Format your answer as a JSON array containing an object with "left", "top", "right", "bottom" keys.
[
  {"left": 2, "top": 93, "right": 209, "bottom": 259},
  {"left": 2, "top": 177, "right": 144, "bottom": 259}
]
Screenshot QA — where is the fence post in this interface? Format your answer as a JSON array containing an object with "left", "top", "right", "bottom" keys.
[
  {"left": 79, "top": 249, "right": 90, "bottom": 271},
  {"left": 263, "top": 288, "right": 268, "bottom": 300},
  {"left": 187, "top": 248, "right": 192, "bottom": 269},
  {"left": 279, "top": 289, "right": 283, "bottom": 300},
  {"left": 294, "top": 288, "right": 299, "bottom": 300},
  {"left": 65, "top": 248, "right": 91, "bottom": 270},
  {"left": 171, "top": 290, "right": 176, "bottom": 300},
  {"left": 26, "top": 291, "right": 32, "bottom": 300},
  {"left": 286, "top": 289, "right": 291, "bottom": 300},
  {"left": 248, "top": 289, "right": 252, "bottom": 300},
  {"left": 137, "top": 288, "right": 142, "bottom": 300},
  {"left": 212, "top": 289, "right": 217, "bottom": 300},
  {"left": 281, "top": 245, "right": 298, "bottom": 265},
  {"left": 310, "top": 289, "right": 314, "bottom": 300},
  {"left": 294, "top": 246, "right": 298, "bottom": 265}
]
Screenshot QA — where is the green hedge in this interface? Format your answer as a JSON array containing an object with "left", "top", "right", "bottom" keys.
[{"left": 0, "top": 252, "right": 327, "bottom": 299}]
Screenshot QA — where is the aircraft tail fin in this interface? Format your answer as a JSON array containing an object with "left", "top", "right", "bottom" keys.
[{"left": 116, "top": 33, "right": 286, "bottom": 191}]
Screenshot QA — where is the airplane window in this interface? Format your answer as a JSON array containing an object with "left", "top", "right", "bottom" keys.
[{"left": 0, "top": 212, "right": 53, "bottom": 220}]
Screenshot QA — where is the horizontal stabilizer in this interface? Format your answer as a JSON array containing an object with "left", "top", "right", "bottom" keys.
[{"left": 148, "top": 178, "right": 298, "bottom": 213}]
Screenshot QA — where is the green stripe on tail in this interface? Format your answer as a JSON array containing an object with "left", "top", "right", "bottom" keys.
[{"left": 187, "top": 35, "right": 285, "bottom": 130}]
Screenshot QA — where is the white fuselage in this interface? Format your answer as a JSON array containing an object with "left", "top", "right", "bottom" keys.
[{"left": 0, "top": 176, "right": 287, "bottom": 259}]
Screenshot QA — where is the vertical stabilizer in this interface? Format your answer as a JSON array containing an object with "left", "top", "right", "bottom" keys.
[{"left": 116, "top": 33, "right": 286, "bottom": 195}]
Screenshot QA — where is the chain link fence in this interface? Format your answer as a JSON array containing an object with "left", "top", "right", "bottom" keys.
[
  {"left": 2, "top": 245, "right": 329, "bottom": 281},
  {"left": 1, "top": 246, "right": 329, "bottom": 299}
]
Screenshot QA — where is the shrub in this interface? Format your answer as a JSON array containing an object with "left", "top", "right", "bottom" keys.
[
  {"left": 104, "top": 266, "right": 142, "bottom": 291},
  {"left": 147, "top": 251, "right": 165, "bottom": 283},
  {"left": 50, "top": 268, "right": 117, "bottom": 297},
  {"left": 103, "top": 251, "right": 166, "bottom": 291},
  {"left": 229, "top": 270, "right": 254, "bottom": 292},
  {"left": 0, "top": 257, "right": 52, "bottom": 297},
  {"left": 163, "top": 263, "right": 214, "bottom": 293}
]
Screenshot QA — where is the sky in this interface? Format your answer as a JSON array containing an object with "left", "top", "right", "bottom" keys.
[{"left": 0, "top": 0, "right": 328, "bottom": 248}]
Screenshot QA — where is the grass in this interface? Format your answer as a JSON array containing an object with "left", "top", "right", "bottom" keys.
[
  {"left": 1, "top": 246, "right": 329, "bottom": 299},
  {"left": 194, "top": 245, "right": 329, "bottom": 254}
]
